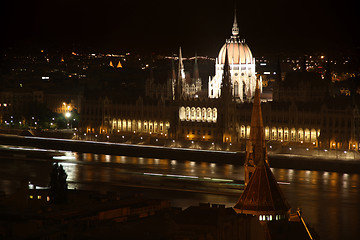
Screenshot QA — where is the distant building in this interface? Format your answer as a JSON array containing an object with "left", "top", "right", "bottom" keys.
[{"left": 78, "top": 9, "right": 360, "bottom": 153}]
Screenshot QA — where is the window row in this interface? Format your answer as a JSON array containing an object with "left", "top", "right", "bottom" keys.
[
  {"left": 239, "top": 125, "right": 320, "bottom": 143},
  {"left": 179, "top": 107, "right": 217, "bottom": 122},
  {"left": 109, "top": 119, "right": 170, "bottom": 134}
]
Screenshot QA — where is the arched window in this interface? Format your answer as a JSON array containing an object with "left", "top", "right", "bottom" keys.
[
  {"left": 246, "top": 125, "right": 251, "bottom": 139},
  {"left": 191, "top": 107, "right": 196, "bottom": 121},
  {"left": 149, "top": 121, "right": 153, "bottom": 133},
  {"left": 154, "top": 121, "right": 158, "bottom": 133},
  {"left": 202, "top": 108, "right": 206, "bottom": 122},
  {"left": 144, "top": 121, "right": 148, "bottom": 132},
  {"left": 278, "top": 127, "right": 283, "bottom": 141},
  {"left": 127, "top": 119, "right": 132, "bottom": 132},
  {"left": 165, "top": 121, "right": 170, "bottom": 132},
  {"left": 241, "top": 125, "right": 246, "bottom": 138},
  {"left": 179, "top": 106, "right": 186, "bottom": 121},
  {"left": 132, "top": 120, "right": 136, "bottom": 131},
  {"left": 112, "top": 118, "right": 117, "bottom": 129},
  {"left": 196, "top": 107, "right": 201, "bottom": 122},
  {"left": 284, "top": 128, "right": 289, "bottom": 141},
  {"left": 159, "top": 121, "right": 163, "bottom": 132},
  {"left": 118, "top": 118, "right": 121, "bottom": 130},
  {"left": 304, "top": 128, "right": 310, "bottom": 142},
  {"left": 234, "top": 81, "right": 239, "bottom": 97},
  {"left": 290, "top": 128, "right": 296, "bottom": 141},
  {"left": 137, "top": 120, "right": 142, "bottom": 132},
  {"left": 207, "top": 108, "right": 212, "bottom": 122},
  {"left": 122, "top": 119, "right": 127, "bottom": 131},
  {"left": 271, "top": 127, "right": 277, "bottom": 140},
  {"left": 213, "top": 108, "right": 217, "bottom": 122},
  {"left": 297, "top": 128, "right": 304, "bottom": 142},
  {"left": 310, "top": 129, "right": 317, "bottom": 142},
  {"left": 186, "top": 107, "right": 190, "bottom": 121},
  {"left": 265, "top": 126, "right": 270, "bottom": 140}
]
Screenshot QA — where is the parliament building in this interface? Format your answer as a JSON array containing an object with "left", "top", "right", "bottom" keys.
[{"left": 79, "top": 12, "right": 360, "bottom": 153}]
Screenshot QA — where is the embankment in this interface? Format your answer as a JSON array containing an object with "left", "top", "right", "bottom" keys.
[{"left": 0, "top": 134, "right": 359, "bottom": 173}]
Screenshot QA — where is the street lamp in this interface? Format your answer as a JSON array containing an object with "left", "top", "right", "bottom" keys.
[{"left": 65, "top": 112, "right": 71, "bottom": 128}]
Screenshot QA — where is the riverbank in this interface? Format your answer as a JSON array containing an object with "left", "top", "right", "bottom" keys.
[{"left": 0, "top": 133, "right": 359, "bottom": 174}]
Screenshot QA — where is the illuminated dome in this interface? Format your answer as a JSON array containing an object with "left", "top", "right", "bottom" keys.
[
  {"left": 218, "top": 39, "right": 253, "bottom": 64},
  {"left": 208, "top": 8, "right": 260, "bottom": 101}
]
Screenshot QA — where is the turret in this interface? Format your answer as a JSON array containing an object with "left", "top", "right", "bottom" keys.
[
  {"left": 176, "top": 47, "right": 185, "bottom": 100},
  {"left": 220, "top": 45, "right": 232, "bottom": 101},
  {"left": 193, "top": 53, "right": 200, "bottom": 81}
]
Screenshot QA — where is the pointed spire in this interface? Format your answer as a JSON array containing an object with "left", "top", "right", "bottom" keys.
[
  {"left": 244, "top": 78, "right": 266, "bottom": 185},
  {"left": 250, "top": 79, "right": 265, "bottom": 150},
  {"left": 221, "top": 45, "right": 232, "bottom": 100},
  {"left": 171, "top": 56, "right": 176, "bottom": 80},
  {"left": 193, "top": 52, "right": 200, "bottom": 80},
  {"left": 178, "top": 47, "right": 184, "bottom": 76},
  {"left": 117, "top": 60, "right": 122, "bottom": 68},
  {"left": 232, "top": 8, "right": 239, "bottom": 36},
  {"left": 109, "top": 60, "right": 114, "bottom": 67},
  {"left": 176, "top": 47, "right": 185, "bottom": 100},
  {"left": 234, "top": 77, "right": 291, "bottom": 218}
]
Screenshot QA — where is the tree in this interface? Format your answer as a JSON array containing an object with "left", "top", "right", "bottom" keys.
[{"left": 49, "top": 162, "right": 68, "bottom": 204}]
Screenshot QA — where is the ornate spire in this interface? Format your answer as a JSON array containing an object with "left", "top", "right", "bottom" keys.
[
  {"left": 221, "top": 45, "right": 232, "bottom": 100},
  {"left": 176, "top": 47, "right": 185, "bottom": 100},
  {"left": 193, "top": 52, "right": 200, "bottom": 80},
  {"left": 244, "top": 79, "right": 266, "bottom": 185},
  {"left": 234, "top": 78, "right": 291, "bottom": 218},
  {"left": 179, "top": 47, "right": 184, "bottom": 72},
  {"left": 178, "top": 47, "right": 185, "bottom": 80},
  {"left": 171, "top": 55, "right": 176, "bottom": 80},
  {"left": 232, "top": 8, "right": 239, "bottom": 37}
]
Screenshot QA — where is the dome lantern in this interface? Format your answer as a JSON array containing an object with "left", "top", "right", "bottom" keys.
[{"left": 232, "top": 9, "right": 239, "bottom": 37}]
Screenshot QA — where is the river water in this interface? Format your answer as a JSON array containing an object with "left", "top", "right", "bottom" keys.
[{"left": 0, "top": 151, "right": 359, "bottom": 240}]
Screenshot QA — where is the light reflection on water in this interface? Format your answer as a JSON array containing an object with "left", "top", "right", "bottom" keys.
[{"left": 0, "top": 152, "right": 359, "bottom": 240}]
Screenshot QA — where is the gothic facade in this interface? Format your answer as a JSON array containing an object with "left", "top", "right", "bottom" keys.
[{"left": 79, "top": 11, "right": 360, "bottom": 152}]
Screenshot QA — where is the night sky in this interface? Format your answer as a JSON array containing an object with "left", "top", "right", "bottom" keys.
[{"left": 2, "top": 0, "right": 360, "bottom": 56}]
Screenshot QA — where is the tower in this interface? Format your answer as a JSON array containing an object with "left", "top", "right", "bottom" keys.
[
  {"left": 219, "top": 47, "right": 233, "bottom": 142},
  {"left": 208, "top": 8, "right": 258, "bottom": 101},
  {"left": 244, "top": 79, "right": 266, "bottom": 185},
  {"left": 175, "top": 47, "right": 185, "bottom": 100},
  {"left": 171, "top": 56, "right": 177, "bottom": 100},
  {"left": 220, "top": 46, "right": 232, "bottom": 102},
  {"left": 234, "top": 79, "right": 291, "bottom": 221},
  {"left": 193, "top": 53, "right": 202, "bottom": 94}
]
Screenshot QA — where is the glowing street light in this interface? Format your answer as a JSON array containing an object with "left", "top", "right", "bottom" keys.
[{"left": 65, "top": 112, "right": 71, "bottom": 128}]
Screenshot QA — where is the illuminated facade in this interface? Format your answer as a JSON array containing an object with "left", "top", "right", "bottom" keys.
[{"left": 78, "top": 10, "right": 359, "bottom": 153}]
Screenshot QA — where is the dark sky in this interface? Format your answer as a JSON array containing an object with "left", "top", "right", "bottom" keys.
[{"left": 2, "top": 0, "right": 360, "bottom": 56}]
